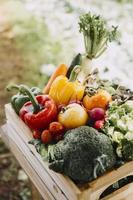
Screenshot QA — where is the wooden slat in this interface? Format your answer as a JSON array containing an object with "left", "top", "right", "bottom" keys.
[
  {"left": 101, "top": 182, "right": 133, "bottom": 200},
  {"left": 5, "top": 104, "right": 81, "bottom": 200},
  {"left": 1, "top": 125, "right": 54, "bottom": 200},
  {"left": 125, "top": 192, "right": 133, "bottom": 200},
  {"left": 88, "top": 162, "right": 133, "bottom": 192},
  {"left": 8, "top": 124, "right": 69, "bottom": 200},
  {"left": 78, "top": 157, "right": 133, "bottom": 199}
]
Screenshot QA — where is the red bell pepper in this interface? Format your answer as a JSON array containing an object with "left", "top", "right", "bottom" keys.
[{"left": 19, "top": 85, "right": 57, "bottom": 131}]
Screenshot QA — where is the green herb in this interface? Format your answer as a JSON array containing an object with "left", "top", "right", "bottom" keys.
[{"left": 79, "top": 13, "right": 118, "bottom": 59}]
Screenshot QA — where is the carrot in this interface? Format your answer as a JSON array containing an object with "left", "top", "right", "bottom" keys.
[{"left": 43, "top": 63, "right": 68, "bottom": 94}]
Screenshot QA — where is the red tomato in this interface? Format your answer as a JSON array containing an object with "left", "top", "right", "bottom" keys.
[
  {"left": 33, "top": 130, "right": 41, "bottom": 139},
  {"left": 49, "top": 122, "right": 65, "bottom": 135},
  {"left": 49, "top": 122, "right": 65, "bottom": 142},
  {"left": 41, "top": 130, "right": 52, "bottom": 144},
  {"left": 94, "top": 120, "right": 104, "bottom": 130}
]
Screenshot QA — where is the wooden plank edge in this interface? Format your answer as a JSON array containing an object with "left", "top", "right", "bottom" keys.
[
  {"left": 88, "top": 161, "right": 133, "bottom": 191},
  {"left": 101, "top": 182, "right": 133, "bottom": 200},
  {"left": 1, "top": 125, "right": 55, "bottom": 200},
  {"left": 6, "top": 124, "right": 68, "bottom": 200},
  {"left": 6, "top": 118, "right": 79, "bottom": 200}
]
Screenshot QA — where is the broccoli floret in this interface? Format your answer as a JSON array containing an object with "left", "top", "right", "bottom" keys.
[
  {"left": 121, "top": 139, "right": 133, "bottom": 160},
  {"left": 49, "top": 126, "right": 116, "bottom": 183}
]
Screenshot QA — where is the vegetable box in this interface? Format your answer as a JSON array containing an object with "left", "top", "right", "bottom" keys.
[{"left": 2, "top": 103, "right": 133, "bottom": 200}]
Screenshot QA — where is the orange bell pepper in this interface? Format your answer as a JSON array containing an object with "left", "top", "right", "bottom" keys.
[{"left": 83, "top": 89, "right": 112, "bottom": 110}]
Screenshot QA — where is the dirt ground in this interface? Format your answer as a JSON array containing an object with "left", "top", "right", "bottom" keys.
[
  {"left": 0, "top": 4, "right": 40, "bottom": 199},
  {"left": 0, "top": 35, "right": 33, "bottom": 200},
  {"left": 0, "top": 38, "right": 24, "bottom": 123},
  {"left": 0, "top": 0, "right": 53, "bottom": 198}
]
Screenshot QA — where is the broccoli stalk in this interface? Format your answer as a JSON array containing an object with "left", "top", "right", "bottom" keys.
[
  {"left": 77, "top": 13, "right": 118, "bottom": 82},
  {"left": 93, "top": 154, "right": 107, "bottom": 179}
]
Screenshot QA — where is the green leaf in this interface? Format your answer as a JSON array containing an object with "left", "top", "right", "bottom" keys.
[{"left": 79, "top": 12, "right": 119, "bottom": 59}]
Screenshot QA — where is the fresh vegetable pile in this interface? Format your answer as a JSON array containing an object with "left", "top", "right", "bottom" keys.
[{"left": 7, "top": 13, "right": 133, "bottom": 184}]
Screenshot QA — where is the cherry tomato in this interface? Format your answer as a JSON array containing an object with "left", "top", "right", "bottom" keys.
[
  {"left": 33, "top": 130, "right": 41, "bottom": 139},
  {"left": 49, "top": 122, "right": 65, "bottom": 136},
  {"left": 49, "top": 122, "right": 65, "bottom": 142},
  {"left": 94, "top": 120, "right": 104, "bottom": 130},
  {"left": 41, "top": 130, "right": 52, "bottom": 144}
]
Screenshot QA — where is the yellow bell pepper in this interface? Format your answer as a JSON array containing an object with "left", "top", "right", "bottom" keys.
[{"left": 49, "top": 66, "right": 85, "bottom": 105}]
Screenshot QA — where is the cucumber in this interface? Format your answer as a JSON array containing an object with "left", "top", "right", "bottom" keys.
[{"left": 67, "top": 53, "right": 82, "bottom": 78}]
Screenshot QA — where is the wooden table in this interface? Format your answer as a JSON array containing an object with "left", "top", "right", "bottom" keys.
[{"left": 1, "top": 104, "right": 133, "bottom": 200}]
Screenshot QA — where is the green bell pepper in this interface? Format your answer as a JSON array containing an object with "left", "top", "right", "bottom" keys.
[{"left": 7, "top": 84, "right": 42, "bottom": 115}]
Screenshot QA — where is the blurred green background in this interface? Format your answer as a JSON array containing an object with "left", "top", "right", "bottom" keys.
[{"left": 0, "top": 0, "right": 133, "bottom": 199}]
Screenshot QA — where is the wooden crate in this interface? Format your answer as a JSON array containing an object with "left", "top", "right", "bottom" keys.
[{"left": 1, "top": 104, "right": 133, "bottom": 200}]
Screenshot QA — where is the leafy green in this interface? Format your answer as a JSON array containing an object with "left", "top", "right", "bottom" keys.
[
  {"left": 104, "top": 100, "right": 133, "bottom": 160},
  {"left": 29, "top": 139, "right": 55, "bottom": 161},
  {"left": 79, "top": 13, "right": 118, "bottom": 59}
]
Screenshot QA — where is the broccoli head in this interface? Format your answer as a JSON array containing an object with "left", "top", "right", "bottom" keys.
[{"left": 48, "top": 126, "right": 116, "bottom": 183}]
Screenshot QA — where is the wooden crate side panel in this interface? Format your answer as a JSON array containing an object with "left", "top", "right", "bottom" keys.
[
  {"left": 5, "top": 104, "right": 80, "bottom": 200},
  {"left": 1, "top": 125, "right": 54, "bottom": 200},
  {"left": 125, "top": 192, "right": 133, "bottom": 200},
  {"left": 78, "top": 161, "right": 133, "bottom": 200},
  {"left": 85, "top": 165, "right": 133, "bottom": 200},
  {"left": 4, "top": 124, "right": 69, "bottom": 200},
  {"left": 101, "top": 182, "right": 133, "bottom": 200},
  {"left": 87, "top": 161, "right": 133, "bottom": 193},
  {"left": 78, "top": 145, "right": 133, "bottom": 199}
]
